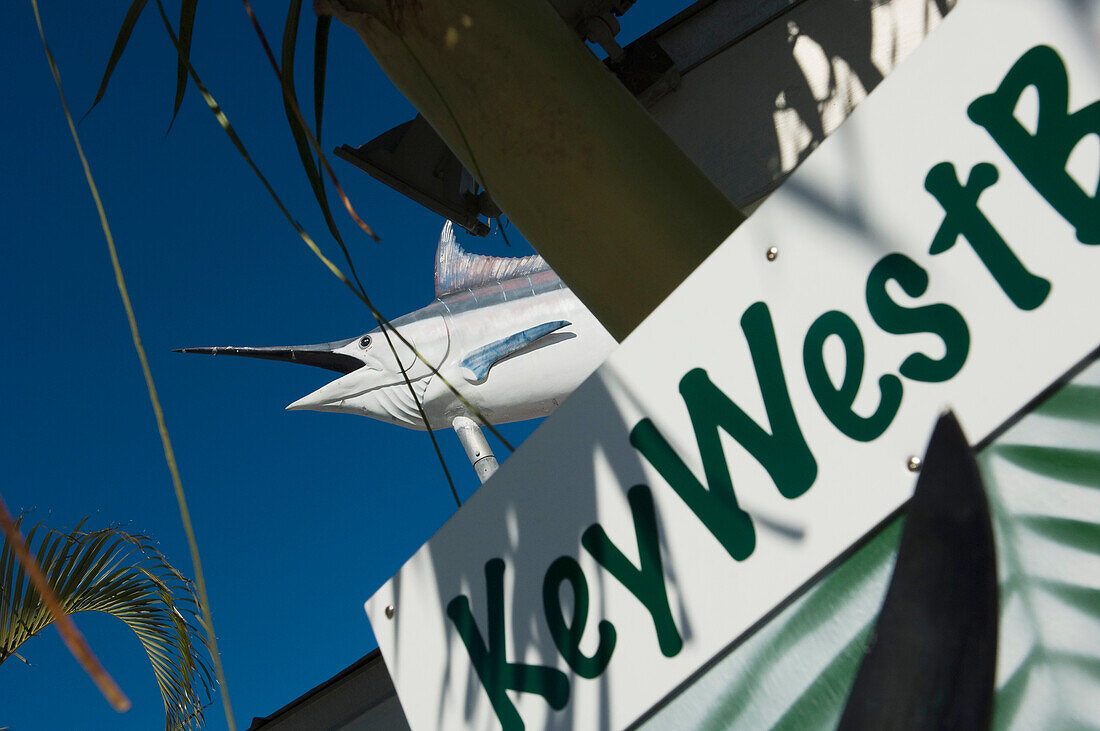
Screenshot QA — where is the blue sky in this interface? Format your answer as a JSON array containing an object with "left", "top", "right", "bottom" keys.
[{"left": 1, "top": 2, "right": 690, "bottom": 728}]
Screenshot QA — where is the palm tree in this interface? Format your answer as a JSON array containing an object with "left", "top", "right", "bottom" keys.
[{"left": 1, "top": 518, "right": 213, "bottom": 731}]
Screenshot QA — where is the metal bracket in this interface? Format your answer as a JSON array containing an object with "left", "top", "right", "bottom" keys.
[{"left": 334, "top": 115, "right": 499, "bottom": 236}]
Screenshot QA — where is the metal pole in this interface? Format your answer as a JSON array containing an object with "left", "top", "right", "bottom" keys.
[{"left": 452, "top": 415, "right": 499, "bottom": 484}]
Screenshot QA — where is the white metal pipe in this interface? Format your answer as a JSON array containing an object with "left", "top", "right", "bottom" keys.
[{"left": 452, "top": 415, "right": 499, "bottom": 483}]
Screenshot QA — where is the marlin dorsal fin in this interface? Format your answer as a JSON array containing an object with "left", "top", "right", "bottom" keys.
[{"left": 434, "top": 221, "right": 551, "bottom": 297}]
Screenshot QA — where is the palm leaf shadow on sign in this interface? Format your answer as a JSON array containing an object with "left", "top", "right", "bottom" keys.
[
  {"left": 398, "top": 374, "right": 689, "bottom": 731},
  {"left": 385, "top": 361, "right": 818, "bottom": 730}
]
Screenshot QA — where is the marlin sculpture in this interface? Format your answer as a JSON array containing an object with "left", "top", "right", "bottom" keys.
[{"left": 179, "top": 222, "right": 616, "bottom": 476}]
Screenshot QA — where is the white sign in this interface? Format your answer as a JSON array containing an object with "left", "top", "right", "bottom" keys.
[{"left": 366, "top": 1, "right": 1100, "bottom": 728}]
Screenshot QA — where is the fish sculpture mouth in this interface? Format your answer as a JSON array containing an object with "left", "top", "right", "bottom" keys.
[
  {"left": 176, "top": 333, "right": 437, "bottom": 427},
  {"left": 283, "top": 361, "right": 393, "bottom": 412},
  {"left": 175, "top": 337, "right": 385, "bottom": 411},
  {"left": 174, "top": 340, "right": 366, "bottom": 374},
  {"left": 286, "top": 373, "right": 433, "bottom": 429}
]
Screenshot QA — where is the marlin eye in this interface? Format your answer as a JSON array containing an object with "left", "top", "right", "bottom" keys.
[{"left": 359, "top": 335, "right": 372, "bottom": 349}]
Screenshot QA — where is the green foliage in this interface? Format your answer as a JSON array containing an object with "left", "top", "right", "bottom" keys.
[
  {"left": 693, "top": 521, "right": 900, "bottom": 731},
  {"left": 282, "top": 0, "right": 347, "bottom": 258},
  {"left": 0, "top": 519, "right": 213, "bottom": 731},
  {"left": 171, "top": 0, "right": 198, "bottom": 127},
  {"left": 982, "top": 382, "right": 1100, "bottom": 730}
]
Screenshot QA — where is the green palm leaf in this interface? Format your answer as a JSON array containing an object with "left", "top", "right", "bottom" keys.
[
  {"left": 85, "top": 0, "right": 197, "bottom": 131},
  {"left": 169, "top": 0, "right": 198, "bottom": 129},
  {"left": 695, "top": 520, "right": 902, "bottom": 730},
  {"left": 280, "top": 0, "right": 350, "bottom": 267},
  {"left": 980, "top": 392, "right": 1100, "bottom": 731},
  {"left": 84, "top": 0, "right": 149, "bottom": 120},
  {"left": 1014, "top": 514, "right": 1100, "bottom": 554},
  {"left": 1034, "top": 384, "right": 1100, "bottom": 426},
  {"left": 770, "top": 621, "right": 874, "bottom": 731},
  {"left": 0, "top": 518, "right": 213, "bottom": 731},
  {"left": 1030, "top": 578, "right": 1100, "bottom": 618},
  {"left": 995, "top": 444, "right": 1100, "bottom": 490}
]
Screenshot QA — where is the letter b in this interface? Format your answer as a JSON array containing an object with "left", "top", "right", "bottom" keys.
[{"left": 968, "top": 45, "right": 1099, "bottom": 245}]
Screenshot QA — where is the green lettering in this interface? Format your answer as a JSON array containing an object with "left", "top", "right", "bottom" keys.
[
  {"left": 866, "top": 253, "right": 970, "bottom": 383},
  {"left": 542, "top": 557, "right": 616, "bottom": 678},
  {"left": 631, "top": 302, "right": 817, "bottom": 561},
  {"left": 968, "top": 45, "right": 1099, "bottom": 245},
  {"left": 581, "top": 485, "right": 682, "bottom": 657},
  {"left": 447, "top": 559, "right": 570, "bottom": 731},
  {"left": 925, "top": 161, "right": 1051, "bottom": 310},
  {"left": 803, "top": 310, "right": 902, "bottom": 441}
]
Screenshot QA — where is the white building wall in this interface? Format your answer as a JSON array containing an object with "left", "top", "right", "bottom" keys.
[{"left": 650, "top": 0, "right": 956, "bottom": 208}]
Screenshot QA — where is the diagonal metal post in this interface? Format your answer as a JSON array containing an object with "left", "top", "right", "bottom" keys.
[{"left": 318, "top": 0, "right": 744, "bottom": 340}]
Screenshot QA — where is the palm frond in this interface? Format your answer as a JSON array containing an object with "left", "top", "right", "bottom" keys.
[
  {"left": 982, "top": 434, "right": 1100, "bottom": 729},
  {"left": 0, "top": 518, "right": 214, "bottom": 731}
]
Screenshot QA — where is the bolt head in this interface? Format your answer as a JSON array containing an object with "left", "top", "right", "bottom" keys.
[
  {"left": 907, "top": 455, "right": 922, "bottom": 472},
  {"left": 385, "top": 604, "right": 395, "bottom": 619},
  {"left": 766, "top": 246, "right": 779, "bottom": 261}
]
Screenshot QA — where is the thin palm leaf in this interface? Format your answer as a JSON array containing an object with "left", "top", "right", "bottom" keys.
[
  {"left": 84, "top": 0, "right": 149, "bottom": 120},
  {"left": 170, "top": 0, "right": 198, "bottom": 129},
  {"left": 0, "top": 518, "right": 213, "bottom": 731},
  {"left": 280, "top": 0, "right": 358, "bottom": 285}
]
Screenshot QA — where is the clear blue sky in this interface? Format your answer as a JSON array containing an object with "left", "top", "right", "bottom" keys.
[{"left": 1, "top": 2, "right": 689, "bottom": 728}]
